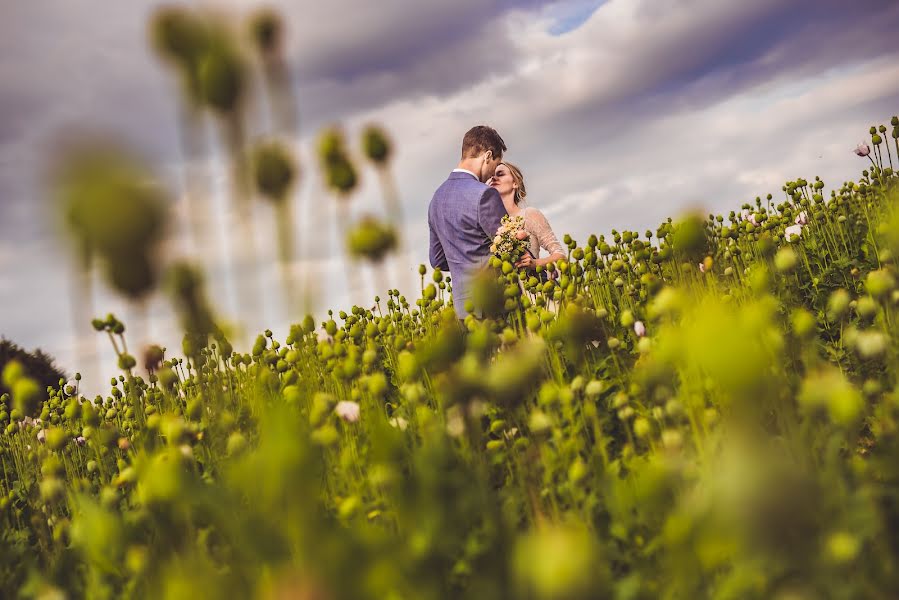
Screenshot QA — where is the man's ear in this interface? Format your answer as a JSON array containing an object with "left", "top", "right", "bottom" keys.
[{"left": 483, "top": 150, "right": 493, "bottom": 162}]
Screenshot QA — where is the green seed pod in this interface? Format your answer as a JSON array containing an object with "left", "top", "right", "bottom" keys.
[
  {"left": 117, "top": 353, "right": 137, "bottom": 371},
  {"left": 396, "top": 351, "right": 420, "bottom": 381},
  {"left": 865, "top": 269, "right": 896, "bottom": 300},
  {"left": 826, "top": 289, "right": 851, "bottom": 322},
  {"left": 13, "top": 377, "right": 42, "bottom": 416},
  {"left": 311, "top": 424, "right": 339, "bottom": 447},
  {"left": 318, "top": 128, "right": 358, "bottom": 195},
  {"left": 669, "top": 213, "right": 709, "bottom": 262},
  {"left": 310, "top": 392, "right": 336, "bottom": 427},
  {"left": 150, "top": 7, "right": 208, "bottom": 69},
  {"left": 252, "top": 141, "right": 296, "bottom": 202},
  {"left": 157, "top": 367, "right": 178, "bottom": 390},
  {"left": 361, "top": 125, "right": 392, "bottom": 165},
  {"left": 791, "top": 308, "right": 816, "bottom": 339},
  {"left": 40, "top": 478, "right": 65, "bottom": 504},
  {"left": 2, "top": 360, "right": 25, "bottom": 388},
  {"left": 346, "top": 217, "right": 397, "bottom": 262},
  {"left": 633, "top": 417, "right": 651, "bottom": 438},
  {"left": 46, "top": 427, "right": 69, "bottom": 451},
  {"left": 774, "top": 247, "right": 798, "bottom": 273},
  {"left": 584, "top": 380, "right": 603, "bottom": 399},
  {"left": 198, "top": 44, "right": 245, "bottom": 113},
  {"left": 367, "top": 371, "right": 389, "bottom": 398},
  {"left": 186, "top": 398, "right": 202, "bottom": 421},
  {"left": 226, "top": 431, "right": 247, "bottom": 456},
  {"left": 248, "top": 8, "right": 282, "bottom": 56},
  {"left": 282, "top": 385, "right": 301, "bottom": 406},
  {"left": 856, "top": 296, "right": 878, "bottom": 320}
]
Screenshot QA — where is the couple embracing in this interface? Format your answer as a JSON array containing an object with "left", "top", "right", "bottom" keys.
[{"left": 428, "top": 125, "right": 565, "bottom": 318}]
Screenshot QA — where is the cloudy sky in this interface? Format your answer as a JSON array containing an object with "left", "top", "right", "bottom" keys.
[{"left": 1, "top": 0, "right": 898, "bottom": 393}]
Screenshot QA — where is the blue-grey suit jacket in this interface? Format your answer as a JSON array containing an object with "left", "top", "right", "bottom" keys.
[{"left": 428, "top": 171, "right": 507, "bottom": 317}]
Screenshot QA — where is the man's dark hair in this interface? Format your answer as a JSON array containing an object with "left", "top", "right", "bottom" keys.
[{"left": 461, "top": 125, "right": 506, "bottom": 159}]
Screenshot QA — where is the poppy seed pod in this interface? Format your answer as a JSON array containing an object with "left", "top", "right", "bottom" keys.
[
  {"left": 248, "top": 9, "right": 282, "bottom": 56},
  {"left": 198, "top": 44, "right": 246, "bottom": 114},
  {"left": 774, "top": 247, "right": 798, "bottom": 273},
  {"left": 252, "top": 141, "right": 297, "bottom": 202},
  {"left": 13, "top": 378, "right": 42, "bottom": 417},
  {"left": 106, "top": 250, "right": 158, "bottom": 300},
  {"left": 318, "top": 128, "right": 358, "bottom": 195},
  {"left": 361, "top": 126, "right": 392, "bottom": 165},
  {"left": 865, "top": 269, "right": 896, "bottom": 300},
  {"left": 826, "top": 289, "right": 851, "bottom": 322},
  {"left": 58, "top": 149, "right": 168, "bottom": 257},
  {"left": 347, "top": 217, "right": 397, "bottom": 262},
  {"left": 150, "top": 8, "right": 207, "bottom": 69},
  {"left": 669, "top": 214, "right": 709, "bottom": 262}
]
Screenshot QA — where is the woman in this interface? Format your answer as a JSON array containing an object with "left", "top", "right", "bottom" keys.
[{"left": 489, "top": 161, "right": 566, "bottom": 270}]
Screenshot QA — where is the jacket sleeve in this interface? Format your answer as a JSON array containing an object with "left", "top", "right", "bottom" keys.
[
  {"left": 429, "top": 214, "right": 449, "bottom": 271},
  {"left": 478, "top": 186, "right": 507, "bottom": 242}
]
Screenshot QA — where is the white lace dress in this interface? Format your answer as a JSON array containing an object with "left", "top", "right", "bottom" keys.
[{"left": 519, "top": 206, "right": 565, "bottom": 259}]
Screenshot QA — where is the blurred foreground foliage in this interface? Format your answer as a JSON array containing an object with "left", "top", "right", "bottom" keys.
[
  {"left": 10, "top": 4, "right": 899, "bottom": 597},
  {"left": 3, "top": 116, "right": 899, "bottom": 598}
]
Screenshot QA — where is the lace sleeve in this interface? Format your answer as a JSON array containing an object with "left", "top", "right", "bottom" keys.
[{"left": 526, "top": 208, "right": 565, "bottom": 257}]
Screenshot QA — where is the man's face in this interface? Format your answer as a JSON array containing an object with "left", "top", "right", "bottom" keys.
[{"left": 479, "top": 151, "right": 502, "bottom": 183}]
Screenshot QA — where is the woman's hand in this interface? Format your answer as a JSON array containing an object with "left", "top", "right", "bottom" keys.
[{"left": 515, "top": 252, "right": 535, "bottom": 270}]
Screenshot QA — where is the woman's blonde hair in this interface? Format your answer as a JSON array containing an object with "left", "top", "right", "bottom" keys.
[{"left": 501, "top": 161, "right": 527, "bottom": 206}]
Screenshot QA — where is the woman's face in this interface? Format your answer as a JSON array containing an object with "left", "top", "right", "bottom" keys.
[{"left": 488, "top": 163, "right": 517, "bottom": 198}]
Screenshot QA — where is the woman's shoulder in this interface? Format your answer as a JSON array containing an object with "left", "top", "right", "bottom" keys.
[{"left": 521, "top": 206, "right": 548, "bottom": 221}]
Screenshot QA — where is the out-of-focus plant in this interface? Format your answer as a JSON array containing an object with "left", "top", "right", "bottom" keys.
[
  {"left": 21, "top": 23, "right": 899, "bottom": 599},
  {"left": 54, "top": 143, "right": 169, "bottom": 367},
  {"left": 318, "top": 126, "right": 362, "bottom": 301},
  {"left": 361, "top": 125, "right": 411, "bottom": 289},
  {"left": 252, "top": 140, "right": 300, "bottom": 314}
]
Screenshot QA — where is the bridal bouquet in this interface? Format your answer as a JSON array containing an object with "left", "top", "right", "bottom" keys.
[{"left": 491, "top": 214, "right": 529, "bottom": 262}]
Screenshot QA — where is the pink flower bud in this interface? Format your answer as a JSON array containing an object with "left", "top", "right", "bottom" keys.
[
  {"left": 335, "top": 400, "right": 361, "bottom": 423},
  {"left": 698, "top": 262, "right": 706, "bottom": 273},
  {"left": 75, "top": 436, "right": 86, "bottom": 446},
  {"left": 854, "top": 142, "right": 871, "bottom": 157},
  {"left": 37, "top": 429, "right": 46, "bottom": 443},
  {"left": 633, "top": 321, "right": 646, "bottom": 337},
  {"left": 795, "top": 211, "right": 808, "bottom": 226}
]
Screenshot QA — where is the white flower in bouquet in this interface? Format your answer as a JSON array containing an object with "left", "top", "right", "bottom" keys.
[{"left": 490, "top": 215, "right": 529, "bottom": 261}]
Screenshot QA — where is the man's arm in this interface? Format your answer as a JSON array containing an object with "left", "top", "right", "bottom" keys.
[
  {"left": 429, "top": 217, "right": 449, "bottom": 271},
  {"left": 478, "top": 186, "right": 507, "bottom": 240}
]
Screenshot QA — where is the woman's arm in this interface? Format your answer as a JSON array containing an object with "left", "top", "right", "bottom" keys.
[{"left": 524, "top": 209, "right": 565, "bottom": 268}]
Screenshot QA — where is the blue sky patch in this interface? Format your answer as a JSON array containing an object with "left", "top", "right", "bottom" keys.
[{"left": 547, "top": 0, "right": 606, "bottom": 35}]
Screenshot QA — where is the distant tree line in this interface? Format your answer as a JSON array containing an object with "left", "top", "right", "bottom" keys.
[{"left": 0, "top": 339, "right": 67, "bottom": 396}]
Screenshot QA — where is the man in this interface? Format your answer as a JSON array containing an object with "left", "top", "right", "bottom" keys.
[{"left": 428, "top": 125, "right": 508, "bottom": 318}]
